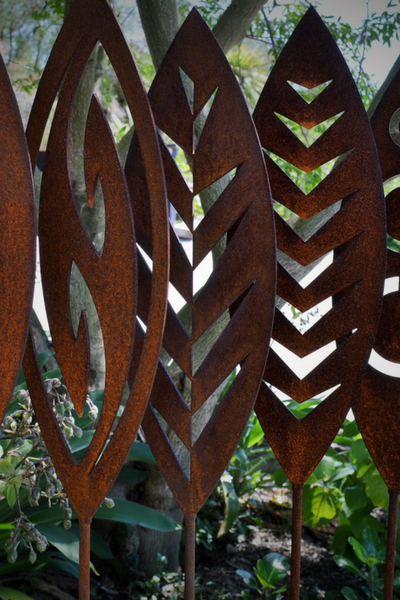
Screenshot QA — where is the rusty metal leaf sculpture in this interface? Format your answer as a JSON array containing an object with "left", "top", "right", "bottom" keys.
[
  {"left": 125, "top": 10, "right": 276, "bottom": 599},
  {"left": 354, "top": 64, "right": 400, "bottom": 599},
  {"left": 0, "top": 55, "right": 35, "bottom": 422},
  {"left": 253, "top": 8, "right": 386, "bottom": 597},
  {"left": 22, "top": 0, "right": 169, "bottom": 598}
]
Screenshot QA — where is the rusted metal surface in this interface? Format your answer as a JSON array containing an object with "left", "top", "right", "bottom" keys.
[
  {"left": 125, "top": 10, "right": 276, "bottom": 599},
  {"left": 0, "top": 1, "right": 397, "bottom": 597},
  {"left": 354, "top": 62, "right": 400, "bottom": 599},
  {"left": 253, "top": 8, "right": 386, "bottom": 598},
  {"left": 22, "top": 0, "right": 169, "bottom": 598},
  {"left": 0, "top": 55, "right": 36, "bottom": 423}
]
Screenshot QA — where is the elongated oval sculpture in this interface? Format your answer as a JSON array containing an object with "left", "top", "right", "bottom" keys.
[
  {"left": 22, "top": 1, "right": 169, "bottom": 598},
  {"left": 253, "top": 7, "right": 386, "bottom": 598},
  {"left": 0, "top": 55, "right": 35, "bottom": 422},
  {"left": 125, "top": 10, "right": 276, "bottom": 599},
  {"left": 354, "top": 59, "right": 400, "bottom": 600}
]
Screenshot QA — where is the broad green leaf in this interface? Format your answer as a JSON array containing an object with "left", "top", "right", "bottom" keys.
[
  {"left": 5, "top": 485, "right": 17, "bottom": 509},
  {"left": 38, "top": 523, "right": 99, "bottom": 575},
  {"left": 364, "top": 468, "right": 388, "bottom": 507},
  {"left": 331, "top": 466, "right": 355, "bottom": 483},
  {"left": 273, "top": 467, "right": 289, "bottom": 487},
  {"left": 94, "top": 498, "right": 179, "bottom": 532},
  {"left": 245, "top": 417, "right": 264, "bottom": 448},
  {"left": 349, "top": 537, "right": 368, "bottom": 564},
  {"left": 0, "top": 587, "right": 35, "bottom": 600},
  {"left": 126, "top": 441, "right": 155, "bottom": 464},
  {"left": 217, "top": 481, "right": 240, "bottom": 537},
  {"left": 236, "top": 570, "right": 259, "bottom": 590},
  {"left": 16, "top": 440, "right": 34, "bottom": 459},
  {"left": 307, "top": 456, "right": 336, "bottom": 484},
  {"left": 0, "top": 461, "right": 14, "bottom": 477},
  {"left": 349, "top": 514, "right": 384, "bottom": 540},
  {"left": 344, "top": 485, "right": 369, "bottom": 512},
  {"left": 25, "top": 504, "right": 64, "bottom": 525},
  {"left": 350, "top": 439, "right": 371, "bottom": 466},
  {"left": 333, "top": 556, "right": 364, "bottom": 578},
  {"left": 254, "top": 552, "right": 289, "bottom": 588},
  {"left": 38, "top": 523, "right": 80, "bottom": 565},
  {"left": 310, "top": 487, "right": 338, "bottom": 525},
  {"left": 88, "top": 389, "right": 104, "bottom": 404},
  {"left": 68, "top": 430, "right": 95, "bottom": 453},
  {"left": 361, "top": 526, "right": 385, "bottom": 565},
  {"left": 341, "top": 419, "right": 360, "bottom": 439},
  {"left": 116, "top": 466, "right": 148, "bottom": 485},
  {"left": 341, "top": 586, "right": 364, "bottom": 600}
]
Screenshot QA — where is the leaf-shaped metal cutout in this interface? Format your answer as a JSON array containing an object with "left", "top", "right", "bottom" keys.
[
  {"left": 253, "top": 8, "right": 386, "bottom": 598},
  {"left": 125, "top": 10, "right": 276, "bottom": 599},
  {"left": 0, "top": 55, "right": 35, "bottom": 422},
  {"left": 354, "top": 62, "right": 400, "bottom": 600},
  {"left": 22, "top": 1, "right": 169, "bottom": 597}
]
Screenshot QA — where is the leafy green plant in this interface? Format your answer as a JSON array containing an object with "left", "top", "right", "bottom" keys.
[
  {"left": 196, "top": 411, "right": 273, "bottom": 551},
  {"left": 335, "top": 526, "right": 386, "bottom": 600},
  {"left": 0, "top": 358, "right": 179, "bottom": 594},
  {"left": 237, "top": 552, "right": 289, "bottom": 598}
]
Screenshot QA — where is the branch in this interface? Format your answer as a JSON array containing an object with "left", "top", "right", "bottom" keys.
[
  {"left": 137, "top": 0, "right": 181, "bottom": 70},
  {"left": 213, "top": 0, "right": 268, "bottom": 53}
]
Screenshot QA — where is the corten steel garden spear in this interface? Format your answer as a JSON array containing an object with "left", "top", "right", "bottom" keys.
[
  {"left": 354, "top": 59, "right": 400, "bottom": 600},
  {"left": 22, "top": 0, "right": 169, "bottom": 598},
  {"left": 253, "top": 8, "right": 386, "bottom": 599},
  {"left": 0, "top": 54, "right": 35, "bottom": 425},
  {"left": 125, "top": 10, "right": 277, "bottom": 599}
]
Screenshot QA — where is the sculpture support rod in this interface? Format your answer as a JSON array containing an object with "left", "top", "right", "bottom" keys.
[{"left": 289, "top": 483, "right": 304, "bottom": 600}]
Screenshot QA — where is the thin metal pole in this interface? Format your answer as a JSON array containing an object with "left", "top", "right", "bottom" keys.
[
  {"left": 289, "top": 483, "right": 304, "bottom": 600},
  {"left": 184, "top": 512, "right": 197, "bottom": 600},
  {"left": 384, "top": 489, "right": 399, "bottom": 600},
  {"left": 79, "top": 517, "right": 92, "bottom": 600}
]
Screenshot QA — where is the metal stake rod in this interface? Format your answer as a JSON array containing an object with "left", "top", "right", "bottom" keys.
[
  {"left": 184, "top": 512, "right": 197, "bottom": 600},
  {"left": 289, "top": 483, "right": 304, "bottom": 600},
  {"left": 384, "top": 489, "right": 399, "bottom": 600},
  {"left": 79, "top": 517, "right": 92, "bottom": 600}
]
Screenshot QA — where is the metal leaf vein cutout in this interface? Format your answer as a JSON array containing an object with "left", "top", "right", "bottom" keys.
[
  {"left": 126, "top": 9, "right": 276, "bottom": 514},
  {"left": 253, "top": 7, "right": 386, "bottom": 484},
  {"left": 23, "top": 0, "right": 169, "bottom": 519},
  {"left": 0, "top": 54, "right": 35, "bottom": 422}
]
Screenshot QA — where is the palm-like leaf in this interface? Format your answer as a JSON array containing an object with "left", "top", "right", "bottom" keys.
[
  {"left": 253, "top": 8, "right": 386, "bottom": 598},
  {"left": 125, "top": 10, "right": 276, "bottom": 598},
  {"left": 22, "top": 1, "right": 169, "bottom": 597},
  {"left": 0, "top": 55, "right": 35, "bottom": 422},
  {"left": 354, "top": 59, "right": 400, "bottom": 600}
]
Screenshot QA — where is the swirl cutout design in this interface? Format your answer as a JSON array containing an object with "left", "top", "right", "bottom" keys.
[{"left": 22, "top": 0, "right": 169, "bottom": 597}]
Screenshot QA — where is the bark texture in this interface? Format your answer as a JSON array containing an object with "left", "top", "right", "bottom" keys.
[
  {"left": 137, "top": 0, "right": 181, "bottom": 70},
  {"left": 213, "top": 0, "right": 269, "bottom": 53}
]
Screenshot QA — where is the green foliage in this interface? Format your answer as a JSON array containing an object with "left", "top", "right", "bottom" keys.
[
  {"left": 237, "top": 552, "right": 289, "bottom": 598},
  {"left": 0, "top": 363, "right": 178, "bottom": 593}
]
